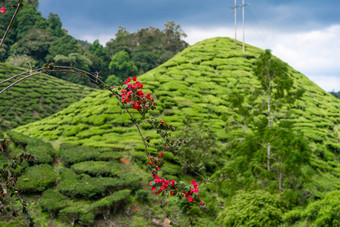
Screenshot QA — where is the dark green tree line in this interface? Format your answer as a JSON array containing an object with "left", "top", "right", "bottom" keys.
[{"left": 1, "top": 1, "right": 189, "bottom": 87}]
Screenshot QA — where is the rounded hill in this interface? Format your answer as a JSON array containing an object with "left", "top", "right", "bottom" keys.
[{"left": 14, "top": 37, "right": 340, "bottom": 173}]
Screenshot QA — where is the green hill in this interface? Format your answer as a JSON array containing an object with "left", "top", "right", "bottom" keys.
[
  {"left": 0, "top": 63, "right": 96, "bottom": 130},
  {"left": 15, "top": 37, "right": 340, "bottom": 154},
  {"left": 11, "top": 37, "right": 340, "bottom": 225}
]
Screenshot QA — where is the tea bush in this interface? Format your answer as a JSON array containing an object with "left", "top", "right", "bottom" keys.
[
  {"left": 25, "top": 141, "right": 55, "bottom": 164},
  {"left": 217, "top": 190, "right": 287, "bottom": 227},
  {"left": 60, "top": 143, "right": 99, "bottom": 166},
  {"left": 39, "top": 189, "right": 69, "bottom": 217},
  {"left": 17, "top": 164, "right": 57, "bottom": 193},
  {"left": 71, "top": 161, "right": 121, "bottom": 177}
]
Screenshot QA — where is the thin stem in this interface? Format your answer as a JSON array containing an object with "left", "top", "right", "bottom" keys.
[
  {"left": 141, "top": 114, "right": 208, "bottom": 182},
  {"left": 0, "top": 67, "right": 44, "bottom": 84},
  {"left": 0, "top": 0, "right": 23, "bottom": 48},
  {"left": 0, "top": 71, "right": 44, "bottom": 94}
]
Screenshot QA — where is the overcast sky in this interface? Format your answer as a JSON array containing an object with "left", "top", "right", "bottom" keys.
[{"left": 38, "top": 0, "right": 340, "bottom": 92}]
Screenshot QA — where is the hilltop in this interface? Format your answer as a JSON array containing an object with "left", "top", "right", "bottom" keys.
[{"left": 0, "top": 63, "right": 96, "bottom": 130}]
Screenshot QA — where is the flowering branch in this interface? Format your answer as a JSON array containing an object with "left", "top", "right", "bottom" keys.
[
  {"left": 0, "top": 0, "right": 23, "bottom": 48},
  {"left": 119, "top": 77, "right": 205, "bottom": 208}
]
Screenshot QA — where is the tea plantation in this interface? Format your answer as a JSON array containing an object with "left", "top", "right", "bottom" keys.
[
  {"left": 0, "top": 63, "right": 96, "bottom": 131},
  {"left": 3, "top": 37, "right": 340, "bottom": 225},
  {"left": 15, "top": 37, "right": 340, "bottom": 172},
  {"left": 0, "top": 131, "right": 153, "bottom": 226}
]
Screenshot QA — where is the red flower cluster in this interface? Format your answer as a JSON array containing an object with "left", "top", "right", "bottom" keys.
[
  {"left": 120, "top": 77, "right": 156, "bottom": 111},
  {"left": 181, "top": 180, "right": 201, "bottom": 202},
  {"left": 148, "top": 155, "right": 165, "bottom": 171},
  {"left": 0, "top": 7, "right": 6, "bottom": 14},
  {"left": 148, "top": 151, "right": 204, "bottom": 205},
  {"left": 190, "top": 180, "right": 199, "bottom": 194},
  {"left": 149, "top": 174, "right": 174, "bottom": 194}
]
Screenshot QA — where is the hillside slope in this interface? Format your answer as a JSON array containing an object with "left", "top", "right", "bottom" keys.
[
  {"left": 15, "top": 37, "right": 340, "bottom": 173},
  {"left": 0, "top": 63, "right": 96, "bottom": 130}
]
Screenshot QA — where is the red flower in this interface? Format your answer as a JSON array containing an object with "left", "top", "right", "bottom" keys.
[
  {"left": 133, "top": 76, "right": 137, "bottom": 81},
  {"left": 170, "top": 191, "right": 174, "bottom": 195},
  {"left": 123, "top": 77, "right": 131, "bottom": 84},
  {"left": 199, "top": 201, "right": 203, "bottom": 205},
  {"left": 0, "top": 7, "right": 6, "bottom": 14},
  {"left": 157, "top": 153, "right": 163, "bottom": 158}
]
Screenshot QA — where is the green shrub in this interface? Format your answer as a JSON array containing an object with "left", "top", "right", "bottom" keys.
[
  {"left": 98, "top": 151, "right": 122, "bottom": 161},
  {"left": 80, "top": 211, "right": 95, "bottom": 226},
  {"left": 39, "top": 189, "right": 69, "bottom": 217},
  {"left": 161, "top": 163, "right": 182, "bottom": 177},
  {"left": 217, "top": 190, "right": 287, "bottom": 226},
  {"left": 117, "top": 173, "right": 142, "bottom": 191},
  {"left": 135, "top": 189, "right": 149, "bottom": 203},
  {"left": 132, "top": 152, "right": 148, "bottom": 165},
  {"left": 6, "top": 131, "right": 33, "bottom": 147},
  {"left": 282, "top": 208, "right": 304, "bottom": 226},
  {"left": 71, "top": 161, "right": 121, "bottom": 177},
  {"left": 88, "top": 189, "right": 131, "bottom": 219},
  {"left": 301, "top": 190, "right": 340, "bottom": 226},
  {"left": 25, "top": 141, "right": 55, "bottom": 164},
  {"left": 98, "top": 173, "right": 142, "bottom": 193},
  {"left": 17, "top": 164, "right": 57, "bottom": 193},
  {"left": 58, "top": 172, "right": 105, "bottom": 199},
  {"left": 60, "top": 205, "right": 85, "bottom": 226},
  {"left": 60, "top": 143, "right": 99, "bottom": 166},
  {"left": 57, "top": 168, "right": 139, "bottom": 199}
]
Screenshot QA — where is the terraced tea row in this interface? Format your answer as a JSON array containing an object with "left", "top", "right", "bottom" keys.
[{"left": 0, "top": 63, "right": 96, "bottom": 130}]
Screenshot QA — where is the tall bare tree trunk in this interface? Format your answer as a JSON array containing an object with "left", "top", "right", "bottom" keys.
[
  {"left": 267, "top": 83, "right": 272, "bottom": 171},
  {"left": 279, "top": 170, "right": 283, "bottom": 191}
]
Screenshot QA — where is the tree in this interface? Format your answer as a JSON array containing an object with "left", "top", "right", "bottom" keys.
[
  {"left": 162, "top": 21, "right": 188, "bottom": 52},
  {"left": 223, "top": 50, "right": 309, "bottom": 192},
  {"left": 47, "top": 13, "right": 64, "bottom": 37},
  {"left": 45, "top": 35, "right": 81, "bottom": 62},
  {"left": 254, "top": 49, "right": 294, "bottom": 172},
  {"left": 105, "top": 22, "right": 189, "bottom": 75},
  {"left": 88, "top": 39, "right": 106, "bottom": 59},
  {"left": 9, "top": 28, "right": 54, "bottom": 66},
  {"left": 178, "top": 121, "right": 220, "bottom": 176},
  {"left": 15, "top": 4, "right": 48, "bottom": 39},
  {"left": 105, "top": 74, "right": 122, "bottom": 86},
  {"left": 108, "top": 50, "right": 138, "bottom": 81},
  {"left": 53, "top": 53, "right": 93, "bottom": 85}
]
